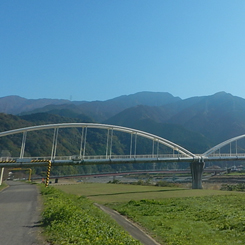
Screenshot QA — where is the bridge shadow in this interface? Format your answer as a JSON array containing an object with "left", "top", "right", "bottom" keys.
[{"left": 86, "top": 188, "right": 186, "bottom": 197}]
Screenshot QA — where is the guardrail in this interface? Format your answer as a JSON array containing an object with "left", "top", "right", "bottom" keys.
[{"left": 0, "top": 153, "right": 190, "bottom": 162}]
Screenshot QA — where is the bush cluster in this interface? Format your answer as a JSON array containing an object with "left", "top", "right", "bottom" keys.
[{"left": 220, "top": 183, "right": 245, "bottom": 191}]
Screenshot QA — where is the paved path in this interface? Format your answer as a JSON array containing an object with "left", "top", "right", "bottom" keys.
[
  {"left": 95, "top": 203, "right": 161, "bottom": 245},
  {"left": 0, "top": 181, "right": 45, "bottom": 245}
]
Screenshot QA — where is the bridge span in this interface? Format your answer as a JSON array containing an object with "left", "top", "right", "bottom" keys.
[{"left": 1, "top": 123, "right": 245, "bottom": 189}]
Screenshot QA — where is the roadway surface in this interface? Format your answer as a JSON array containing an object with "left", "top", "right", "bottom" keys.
[{"left": 0, "top": 181, "right": 45, "bottom": 245}]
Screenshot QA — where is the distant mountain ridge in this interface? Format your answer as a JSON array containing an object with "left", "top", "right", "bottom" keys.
[
  {"left": 1, "top": 91, "right": 245, "bottom": 152},
  {"left": 0, "top": 92, "right": 181, "bottom": 121},
  {"left": 0, "top": 95, "right": 74, "bottom": 115},
  {"left": 104, "top": 91, "right": 245, "bottom": 145}
]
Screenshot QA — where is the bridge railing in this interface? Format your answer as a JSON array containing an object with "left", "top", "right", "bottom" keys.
[
  {"left": 69, "top": 153, "right": 189, "bottom": 160},
  {"left": 2, "top": 153, "right": 245, "bottom": 164},
  {"left": 0, "top": 157, "right": 16, "bottom": 162},
  {"left": 203, "top": 153, "right": 245, "bottom": 158},
  {"left": 0, "top": 153, "right": 190, "bottom": 162}
]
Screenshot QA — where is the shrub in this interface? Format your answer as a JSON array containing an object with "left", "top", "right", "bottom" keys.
[
  {"left": 155, "top": 180, "right": 180, "bottom": 187},
  {"left": 220, "top": 183, "right": 245, "bottom": 192}
]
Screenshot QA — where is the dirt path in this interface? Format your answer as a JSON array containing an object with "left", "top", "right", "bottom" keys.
[{"left": 95, "top": 203, "right": 161, "bottom": 245}]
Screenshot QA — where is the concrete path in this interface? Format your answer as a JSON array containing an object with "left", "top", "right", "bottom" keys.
[{"left": 0, "top": 181, "right": 45, "bottom": 245}]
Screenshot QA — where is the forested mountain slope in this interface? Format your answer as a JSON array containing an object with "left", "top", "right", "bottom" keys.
[{"left": 1, "top": 91, "right": 245, "bottom": 157}]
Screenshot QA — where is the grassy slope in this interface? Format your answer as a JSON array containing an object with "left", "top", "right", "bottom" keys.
[{"left": 40, "top": 185, "right": 141, "bottom": 245}]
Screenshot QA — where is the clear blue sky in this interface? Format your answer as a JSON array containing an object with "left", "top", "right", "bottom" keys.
[{"left": 1, "top": 1, "right": 245, "bottom": 101}]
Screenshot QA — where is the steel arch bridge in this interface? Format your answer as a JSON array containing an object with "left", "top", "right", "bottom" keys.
[
  {"left": 0, "top": 123, "right": 198, "bottom": 165},
  {"left": 1, "top": 123, "right": 245, "bottom": 188},
  {"left": 202, "top": 134, "right": 245, "bottom": 161}
]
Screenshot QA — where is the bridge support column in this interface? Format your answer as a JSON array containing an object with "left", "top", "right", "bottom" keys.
[{"left": 190, "top": 161, "right": 204, "bottom": 189}]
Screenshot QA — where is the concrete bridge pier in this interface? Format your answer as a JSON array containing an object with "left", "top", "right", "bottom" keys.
[{"left": 190, "top": 161, "right": 205, "bottom": 189}]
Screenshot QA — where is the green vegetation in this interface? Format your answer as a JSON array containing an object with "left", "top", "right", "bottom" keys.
[
  {"left": 109, "top": 194, "right": 245, "bottom": 245},
  {"left": 55, "top": 182, "right": 232, "bottom": 204},
  {"left": 40, "top": 185, "right": 141, "bottom": 245},
  {"left": 221, "top": 183, "right": 245, "bottom": 191},
  {"left": 55, "top": 183, "right": 245, "bottom": 244},
  {"left": 225, "top": 171, "right": 245, "bottom": 175},
  {"left": 0, "top": 182, "right": 7, "bottom": 191}
]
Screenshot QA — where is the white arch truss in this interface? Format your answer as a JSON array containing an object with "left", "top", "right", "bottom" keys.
[
  {"left": 202, "top": 134, "right": 245, "bottom": 157},
  {"left": 0, "top": 123, "right": 196, "bottom": 158}
]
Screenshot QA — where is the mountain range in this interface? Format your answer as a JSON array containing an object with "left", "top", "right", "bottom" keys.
[{"left": 1, "top": 91, "right": 245, "bottom": 154}]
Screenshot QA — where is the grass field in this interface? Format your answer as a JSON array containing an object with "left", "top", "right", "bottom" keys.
[
  {"left": 54, "top": 182, "right": 245, "bottom": 244},
  {"left": 55, "top": 182, "right": 237, "bottom": 204},
  {"left": 109, "top": 195, "right": 245, "bottom": 245}
]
